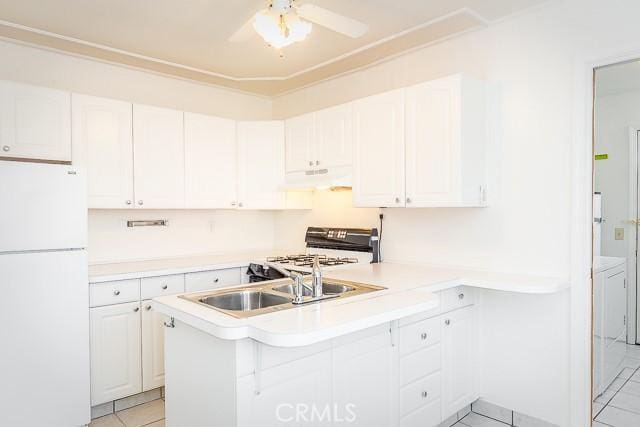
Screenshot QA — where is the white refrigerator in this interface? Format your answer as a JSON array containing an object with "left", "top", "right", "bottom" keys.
[{"left": 0, "top": 161, "right": 90, "bottom": 426}]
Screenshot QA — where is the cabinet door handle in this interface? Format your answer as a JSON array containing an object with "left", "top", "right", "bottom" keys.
[
  {"left": 444, "top": 319, "right": 451, "bottom": 326},
  {"left": 316, "top": 160, "right": 320, "bottom": 166},
  {"left": 421, "top": 391, "right": 428, "bottom": 399},
  {"left": 145, "top": 305, "right": 152, "bottom": 311},
  {"left": 214, "top": 278, "right": 220, "bottom": 283},
  {"left": 133, "top": 307, "right": 140, "bottom": 312},
  {"left": 164, "top": 317, "right": 175, "bottom": 328},
  {"left": 309, "top": 161, "right": 314, "bottom": 166},
  {"left": 458, "top": 293, "right": 464, "bottom": 300},
  {"left": 406, "top": 197, "right": 412, "bottom": 204},
  {"left": 238, "top": 202, "right": 243, "bottom": 208},
  {"left": 161, "top": 284, "right": 168, "bottom": 290},
  {"left": 2, "top": 145, "right": 10, "bottom": 152},
  {"left": 395, "top": 197, "right": 400, "bottom": 203},
  {"left": 138, "top": 200, "right": 144, "bottom": 206},
  {"left": 126, "top": 200, "right": 132, "bottom": 205},
  {"left": 231, "top": 201, "right": 237, "bottom": 207},
  {"left": 113, "top": 290, "right": 120, "bottom": 296},
  {"left": 420, "top": 332, "right": 428, "bottom": 340}
]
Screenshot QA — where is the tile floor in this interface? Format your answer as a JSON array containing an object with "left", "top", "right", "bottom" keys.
[
  {"left": 89, "top": 398, "right": 164, "bottom": 427},
  {"left": 594, "top": 344, "right": 640, "bottom": 426}
]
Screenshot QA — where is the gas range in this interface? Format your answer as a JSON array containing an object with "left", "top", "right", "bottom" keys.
[{"left": 247, "top": 227, "right": 379, "bottom": 282}]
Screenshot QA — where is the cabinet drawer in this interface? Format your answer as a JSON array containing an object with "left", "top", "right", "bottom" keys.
[
  {"left": 185, "top": 268, "right": 242, "bottom": 292},
  {"left": 141, "top": 274, "right": 185, "bottom": 299},
  {"left": 441, "top": 286, "right": 473, "bottom": 312},
  {"left": 90, "top": 279, "right": 140, "bottom": 307},
  {"left": 400, "top": 371, "right": 441, "bottom": 417},
  {"left": 400, "top": 398, "right": 441, "bottom": 427},
  {"left": 400, "top": 344, "right": 441, "bottom": 386},
  {"left": 399, "top": 316, "right": 441, "bottom": 355}
]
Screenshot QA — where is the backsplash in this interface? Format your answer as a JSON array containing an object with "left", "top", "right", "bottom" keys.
[{"left": 88, "top": 209, "right": 276, "bottom": 264}]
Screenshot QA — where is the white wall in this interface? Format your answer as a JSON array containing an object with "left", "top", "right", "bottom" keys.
[
  {"left": 87, "top": 209, "right": 275, "bottom": 263},
  {"left": 594, "top": 89, "right": 640, "bottom": 258}
]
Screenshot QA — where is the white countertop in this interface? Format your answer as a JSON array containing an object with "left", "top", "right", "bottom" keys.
[
  {"left": 88, "top": 251, "right": 273, "bottom": 283},
  {"left": 593, "top": 256, "right": 626, "bottom": 273},
  {"left": 153, "top": 261, "right": 569, "bottom": 347}
]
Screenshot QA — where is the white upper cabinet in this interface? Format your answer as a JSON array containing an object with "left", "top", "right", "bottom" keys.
[
  {"left": 352, "top": 89, "right": 406, "bottom": 207},
  {"left": 73, "top": 94, "right": 134, "bottom": 208},
  {"left": 0, "top": 80, "right": 71, "bottom": 163},
  {"left": 405, "top": 74, "right": 487, "bottom": 207},
  {"left": 315, "top": 103, "right": 352, "bottom": 170},
  {"left": 237, "top": 121, "right": 286, "bottom": 209},
  {"left": 133, "top": 105, "right": 185, "bottom": 209},
  {"left": 284, "top": 112, "right": 315, "bottom": 173},
  {"left": 184, "top": 112, "right": 237, "bottom": 209}
]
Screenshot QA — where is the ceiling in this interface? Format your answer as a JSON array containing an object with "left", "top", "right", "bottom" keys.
[
  {"left": 596, "top": 60, "right": 640, "bottom": 97},
  {"left": 0, "top": 0, "right": 547, "bottom": 96}
]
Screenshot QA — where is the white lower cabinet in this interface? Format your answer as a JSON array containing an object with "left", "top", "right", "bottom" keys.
[
  {"left": 333, "top": 327, "right": 394, "bottom": 427},
  {"left": 163, "top": 293, "right": 477, "bottom": 427},
  {"left": 142, "top": 300, "right": 167, "bottom": 392},
  {"left": 90, "top": 301, "right": 142, "bottom": 406},
  {"left": 441, "top": 305, "right": 475, "bottom": 416},
  {"left": 236, "top": 352, "right": 332, "bottom": 427}
]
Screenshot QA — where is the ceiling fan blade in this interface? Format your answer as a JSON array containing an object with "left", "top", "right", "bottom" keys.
[
  {"left": 228, "top": 12, "right": 258, "bottom": 43},
  {"left": 297, "top": 4, "right": 368, "bottom": 38}
]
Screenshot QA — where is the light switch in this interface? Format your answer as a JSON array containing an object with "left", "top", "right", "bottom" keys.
[{"left": 615, "top": 228, "right": 625, "bottom": 240}]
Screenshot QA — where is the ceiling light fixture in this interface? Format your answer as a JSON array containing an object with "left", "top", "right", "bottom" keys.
[{"left": 253, "top": 0, "right": 312, "bottom": 49}]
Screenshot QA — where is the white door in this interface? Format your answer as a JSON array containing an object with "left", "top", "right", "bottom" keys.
[
  {"left": 73, "top": 94, "right": 134, "bottom": 208},
  {"left": 315, "top": 103, "right": 352, "bottom": 169},
  {"left": 237, "top": 121, "right": 285, "bottom": 209},
  {"left": 405, "top": 78, "right": 460, "bottom": 207},
  {"left": 333, "top": 329, "right": 394, "bottom": 426},
  {"left": 441, "top": 306, "right": 475, "bottom": 418},
  {"left": 0, "top": 80, "right": 71, "bottom": 162},
  {"left": 0, "top": 250, "right": 90, "bottom": 427},
  {"left": 285, "top": 113, "right": 315, "bottom": 173},
  {"left": 184, "top": 112, "right": 237, "bottom": 209},
  {"left": 90, "top": 301, "right": 142, "bottom": 405},
  {"left": 352, "top": 89, "right": 405, "bottom": 207},
  {"left": 236, "top": 352, "right": 332, "bottom": 427},
  {"left": 133, "top": 105, "right": 184, "bottom": 208},
  {"left": 142, "top": 300, "right": 167, "bottom": 391}
]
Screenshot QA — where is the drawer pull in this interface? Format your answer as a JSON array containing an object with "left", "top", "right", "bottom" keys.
[
  {"left": 458, "top": 293, "right": 464, "bottom": 300},
  {"left": 145, "top": 305, "right": 152, "bottom": 311},
  {"left": 133, "top": 307, "right": 140, "bottom": 312},
  {"left": 161, "top": 284, "right": 168, "bottom": 290},
  {"left": 420, "top": 332, "right": 428, "bottom": 340},
  {"left": 421, "top": 391, "right": 428, "bottom": 399},
  {"left": 113, "top": 290, "right": 120, "bottom": 296},
  {"left": 444, "top": 319, "right": 451, "bottom": 326},
  {"left": 214, "top": 278, "right": 220, "bottom": 283}
]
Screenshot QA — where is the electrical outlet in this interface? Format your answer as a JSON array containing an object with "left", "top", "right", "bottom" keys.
[{"left": 615, "top": 228, "right": 624, "bottom": 240}]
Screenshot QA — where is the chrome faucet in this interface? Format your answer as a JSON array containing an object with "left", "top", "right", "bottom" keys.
[
  {"left": 265, "top": 262, "right": 312, "bottom": 304},
  {"left": 311, "top": 255, "right": 323, "bottom": 298}
]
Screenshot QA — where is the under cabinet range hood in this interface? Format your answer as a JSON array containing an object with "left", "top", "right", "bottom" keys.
[{"left": 281, "top": 165, "right": 352, "bottom": 190}]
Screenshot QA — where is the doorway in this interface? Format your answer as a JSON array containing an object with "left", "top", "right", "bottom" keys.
[{"left": 592, "top": 60, "right": 640, "bottom": 425}]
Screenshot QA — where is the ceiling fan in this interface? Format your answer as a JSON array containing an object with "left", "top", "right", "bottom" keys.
[{"left": 229, "top": 0, "right": 369, "bottom": 49}]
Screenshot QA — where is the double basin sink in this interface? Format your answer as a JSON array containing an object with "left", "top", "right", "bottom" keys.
[{"left": 180, "top": 278, "right": 384, "bottom": 318}]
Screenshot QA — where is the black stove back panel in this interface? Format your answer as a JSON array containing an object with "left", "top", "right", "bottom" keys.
[{"left": 305, "top": 227, "right": 377, "bottom": 253}]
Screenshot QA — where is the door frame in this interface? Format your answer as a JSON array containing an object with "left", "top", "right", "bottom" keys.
[
  {"left": 572, "top": 49, "right": 640, "bottom": 427},
  {"left": 630, "top": 127, "right": 640, "bottom": 344}
]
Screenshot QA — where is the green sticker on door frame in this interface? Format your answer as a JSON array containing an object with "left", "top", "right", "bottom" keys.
[{"left": 595, "top": 154, "right": 608, "bottom": 160}]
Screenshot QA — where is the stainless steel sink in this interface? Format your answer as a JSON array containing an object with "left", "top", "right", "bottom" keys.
[
  {"left": 199, "top": 290, "right": 290, "bottom": 311},
  {"left": 180, "top": 278, "right": 385, "bottom": 319},
  {"left": 272, "top": 281, "right": 355, "bottom": 296}
]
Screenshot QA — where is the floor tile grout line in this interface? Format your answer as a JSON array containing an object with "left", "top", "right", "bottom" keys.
[
  {"left": 607, "top": 401, "right": 640, "bottom": 416},
  {"left": 595, "top": 363, "right": 640, "bottom": 423},
  {"left": 466, "top": 411, "right": 512, "bottom": 426}
]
